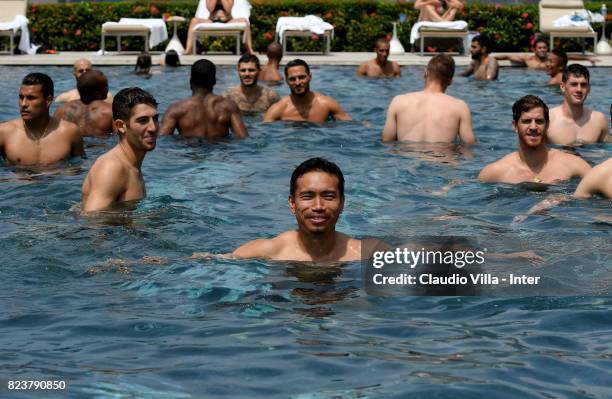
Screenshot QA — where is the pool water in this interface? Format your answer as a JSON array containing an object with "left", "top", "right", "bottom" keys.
[{"left": 0, "top": 65, "right": 611, "bottom": 398}]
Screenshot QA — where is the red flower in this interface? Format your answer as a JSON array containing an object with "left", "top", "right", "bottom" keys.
[
  {"left": 325, "top": 11, "right": 333, "bottom": 19},
  {"left": 264, "top": 31, "right": 273, "bottom": 41},
  {"left": 495, "top": 4, "right": 501, "bottom": 10},
  {"left": 280, "top": 11, "right": 289, "bottom": 17},
  {"left": 75, "top": 29, "right": 82, "bottom": 36},
  {"left": 494, "top": 33, "right": 501, "bottom": 41},
  {"left": 31, "top": 27, "right": 37, "bottom": 33},
  {"left": 525, "top": 22, "right": 533, "bottom": 30},
  {"left": 529, "top": 34, "right": 536, "bottom": 46},
  {"left": 369, "top": 12, "right": 377, "bottom": 17},
  {"left": 107, "top": 5, "right": 113, "bottom": 11},
  {"left": 63, "top": 28, "right": 68, "bottom": 35},
  {"left": 89, "top": 43, "right": 97, "bottom": 49},
  {"left": 522, "top": 12, "right": 529, "bottom": 19},
  {"left": 386, "top": 33, "right": 391, "bottom": 41},
  {"left": 311, "top": 35, "right": 319, "bottom": 41},
  {"left": 426, "top": 46, "right": 436, "bottom": 52},
  {"left": 30, "top": 4, "right": 38, "bottom": 13},
  {"left": 150, "top": 5, "right": 159, "bottom": 16}
]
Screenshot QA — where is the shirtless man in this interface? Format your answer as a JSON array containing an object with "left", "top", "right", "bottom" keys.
[
  {"left": 414, "top": 0, "right": 464, "bottom": 22},
  {"left": 547, "top": 64, "right": 609, "bottom": 145},
  {"left": 495, "top": 39, "right": 597, "bottom": 70},
  {"left": 223, "top": 54, "right": 280, "bottom": 114},
  {"left": 56, "top": 58, "right": 113, "bottom": 104},
  {"left": 575, "top": 158, "right": 612, "bottom": 199},
  {"left": 264, "top": 59, "right": 351, "bottom": 123},
  {"left": 184, "top": 0, "right": 254, "bottom": 54},
  {"left": 546, "top": 49, "right": 567, "bottom": 86},
  {"left": 160, "top": 59, "right": 248, "bottom": 139},
  {"left": 461, "top": 35, "right": 498, "bottom": 81},
  {"left": 382, "top": 54, "right": 475, "bottom": 144},
  {"left": 259, "top": 42, "right": 284, "bottom": 83},
  {"left": 479, "top": 95, "right": 591, "bottom": 184},
  {"left": 230, "top": 157, "right": 361, "bottom": 261},
  {"left": 357, "top": 38, "right": 401, "bottom": 78},
  {"left": 0, "top": 73, "right": 84, "bottom": 166},
  {"left": 55, "top": 70, "right": 113, "bottom": 137},
  {"left": 81, "top": 87, "right": 158, "bottom": 213}
]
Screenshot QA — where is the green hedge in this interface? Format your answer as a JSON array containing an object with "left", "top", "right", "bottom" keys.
[{"left": 23, "top": 0, "right": 612, "bottom": 53}]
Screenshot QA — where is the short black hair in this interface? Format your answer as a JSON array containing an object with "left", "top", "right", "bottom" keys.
[
  {"left": 190, "top": 59, "right": 216, "bottom": 90},
  {"left": 534, "top": 38, "right": 548, "bottom": 47},
  {"left": 135, "top": 53, "right": 152, "bottom": 72},
  {"left": 164, "top": 50, "right": 180, "bottom": 67},
  {"left": 237, "top": 53, "right": 260, "bottom": 69},
  {"left": 112, "top": 87, "right": 158, "bottom": 121},
  {"left": 512, "top": 95, "right": 549, "bottom": 124},
  {"left": 22, "top": 73, "right": 54, "bottom": 98},
  {"left": 562, "top": 63, "right": 590, "bottom": 83},
  {"left": 290, "top": 158, "right": 345, "bottom": 197},
  {"left": 551, "top": 49, "right": 568, "bottom": 68},
  {"left": 472, "top": 35, "right": 492, "bottom": 53},
  {"left": 284, "top": 59, "right": 310, "bottom": 78}
]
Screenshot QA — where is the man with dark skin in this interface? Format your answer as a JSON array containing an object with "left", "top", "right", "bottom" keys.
[
  {"left": 264, "top": 59, "right": 351, "bottom": 123},
  {"left": 55, "top": 70, "right": 113, "bottom": 137},
  {"left": 223, "top": 54, "right": 280, "bottom": 114},
  {"left": 56, "top": 58, "right": 113, "bottom": 104},
  {"left": 259, "top": 42, "right": 284, "bottom": 83},
  {"left": 357, "top": 38, "right": 401, "bottom": 78},
  {"left": 0, "top": 73, "right": 84, "bottom": 166},
  {"left": 479, "top": 95, "right": 590, "bottom": 184},
  {"left": 461, "top": 35, "right": 498, "bottom": 81},
  {"left": 160, "top": 59, "right": 248, "bottom": 139},
  {"left": 81, "top": 87, "right": 159, "bottom": 213},
  {"left": 546, "top": 49, "right": 567, "bottom": 86}
]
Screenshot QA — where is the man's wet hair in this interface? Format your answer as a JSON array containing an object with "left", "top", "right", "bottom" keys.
[
  {"left": 472, "top": 35, "right": 492, "bottom": 53},
  {"left": 426, "top": 54, "right": 455, "bottom": 85},
  {"left": 285, "top": 59, "right": 310, "bottom": 78},
  {"left": 190, "top": 59, "right": 216, "bottom": 90},
  {"left": 135, "top": 53, "right": 152, "bottom": 73},
  {"left": 266, "top": 42, "right": 283, "bottom": 61},
  {"left": 112, "top": 87, "right": 158, "bottom": 121},
  {"left": 534, "top": 38, "right": 548, "bottom": 48},
  {"left": 551, "top": 49, "right": 568, "bottom": 68},
  {"left": 77, "top": 70, "right": 108, "bottom": 104},
  {"left": 562, "top": 63, "right": 590, "bottom": 83},
  {"left": 22, "top": 72, "right": 54, "bottom": 98},
  {"left": 375, "top": 37, "right": 389, "bottom": 48},
  {"left": 238, "top": 53, "right": 260, "bottom": 69},
  {"left": 290, "top": 157, "right": 345, "bottom": 198},
  {"left": 512, "top": 95, "right": 549, "bottom": 124},
  {"left": 164, "top": 50, "right": 180, "bottom": 67}
]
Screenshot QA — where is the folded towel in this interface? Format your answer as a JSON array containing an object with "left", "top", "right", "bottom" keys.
[
  {"left": 0, "top": 15, "right": 38, "bottom": 54},
  {"left": 276, "top": 16, "right": 334, "bottom": 43},
  {"left": 552, "top": 13, "right": 594, "bottom": 29},
  {"left": 410, "top": 20, "right": 468, "bottom": 44},
  {"left": 103, "top": 19, "right": 168, "bottom": 48},
  {"left": 195, "top": 0, "right": 251, "bottom": 20},
  {"left": 194, "top": 22, "right": 247, "bottom": 30}
]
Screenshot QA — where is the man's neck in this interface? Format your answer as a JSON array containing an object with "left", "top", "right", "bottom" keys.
[
  {"left": 118, "top": 140, "right": 145, "bottom": 168},
  {"left": 296, "top": 228, "right": 338, "bottom": 260},
  {"left": 424, "top": 80, "right": 446, "bottom": 94},
  {"left": 192, "top": 88, "right": 212, "bottom": 97},
  {"left": 266, "top": 60, "right": 280, "bottom": 69},
  {"left": 518, "top": 141, "right": 549, "bottom": 172},
  {"left": 23, "top": 114, "right": 51, "bottom": 139},
  {"left": 241, "top": 84, "right": 260, "bottom": 96},
  {"left": 375, "top": 58, "right": 388, "bottom": 68},
  {"left": 290, "top": 91, "right": 314, "bottom": 105},
  {"left": 562, "top": 100, "right": 585, "bottom": 120}
]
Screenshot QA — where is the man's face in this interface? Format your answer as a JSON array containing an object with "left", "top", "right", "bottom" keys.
[
  {"left": 513, "top": 107, "right": 548, "bottom": 148},
  {"left": 561, "top": 74, "right": 590, "bottom": 106},
  {"left": 534, "top": 42, "right": 548, "bottom": 59},
  {"left": 117, "top": 103, "right": 159, "bottom": 152},
  {"left": 289, "top": 171, "right": 344, "bottom": 235},
  {"left": 375, "top": 43, "right": 390, "bottom": 63},
  {"left": 238, "top": 61, "right": 259, "bottom": 87},
  {"left": 74, "top": 61, "right": 92, "bottom": 79},
  {"left": 19, "top": 85, "right": 51, "bottom": 122},
  {"left": 470, "top": 41, "right": 483, "bottom": 60},
  {"left": 286, "top": 65, "right": 311, "bottom": 96},
  {"left": 546, "top": 54, "right": 561, "bottom": 76}
]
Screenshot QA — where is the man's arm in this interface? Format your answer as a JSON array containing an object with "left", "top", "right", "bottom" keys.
[
  {"left": 393, "top": 62, "right": 401, "bottom": 77},
  {"left": 327, "top": 97, "right": 351, "bottom": 121},
  {"left": 356, "top": 62, "right": 368, "bottom": 77},
  {"left": 574, "top": 169, "right": 599, "bottom": 198},
  {"left": 70, "top": 129, "right": 85, "bottom": 157},
  {"left": 571, "top": 155, "right": 592, "bottom": 178},
  {"left": 458, "top": 102, "right": 476, "bottom": 145},
  {"left": 232, "top": 238, "right": 278, "bottom": 259},
  {"left": 478, "top": 162, "right": 502, "bottom": 182},
  {"left": 494, "top": 54, "right": 528, "bottom": 65},
  {"left": 226, "top": 100, "right": 249, "bottom": 138},
  {"left": 159, "top": 104, "right": 181, "bottom": 135},
  {"left": 414, "top": 0, "right": 440, "bottom": 9},
  {"left": 264, "top": 100, "right": 284, "bottom": 122},
  {"left": 485, "top": 58, "right": 499, "bottom": 81},
  {"left": 461, "top": 61, "right": 475, "bottom": 77},
  {"left": 596, "top": 112, "right": 610, "bottom": 143},
  {"left": 82, "top": 161, "right": 125, "bottom": 213},
  {"left": 381, "top": 97, "right": 399, "bottom": 142}
]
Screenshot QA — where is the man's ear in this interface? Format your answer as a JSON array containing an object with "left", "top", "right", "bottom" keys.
[
  {"left": 46, "top": 95, "right": 53, "bottom": 108},
  {"left": 115, "top": 119, "right": 127, "bottom": 135},
  {"left": 288, "top": 195, "right": 296, "bottom": 215},
  {"left": 512, "top": 119, "right": 518, "bottom": 133}
]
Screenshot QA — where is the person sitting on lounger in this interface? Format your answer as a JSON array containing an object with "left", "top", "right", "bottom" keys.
[
  {"left": 414, "top": 0, "right": 464, "bottom": 22},
  {"left": 184, "top": 0, "right": 254, "bottom": 55}
]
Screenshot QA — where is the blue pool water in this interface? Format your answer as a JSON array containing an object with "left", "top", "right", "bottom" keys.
[{"left": 0, "top": 65, "right": 611, "bottom": 398}]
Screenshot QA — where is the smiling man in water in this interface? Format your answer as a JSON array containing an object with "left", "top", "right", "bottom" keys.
[{"left": 81, "top": 87, "right": 159, "bottom": 213}]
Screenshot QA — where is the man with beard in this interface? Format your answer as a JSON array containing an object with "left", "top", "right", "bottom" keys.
[
  {"left": 382, "top": 54, "right": 475, "bottom": 144},
  {"left": 81, "top": 87, "right": 158, "bottom": 213},
  {"left": 495, "top": 39, "right": 597, "bottom": 70},
  {"left": 479, "top": 95, "right": 590, "bottom": 184},
  {"left": 259, "top": 42, "right": 284, "bottom": 83},
  {"left": 223, "top": 54, "right": 280, "bottom": 114},
  {"left": 56, "top": 58, "right": 113, "bottom": 104},
  {"left": 547, "top": 64, "right": 609, "bottom": 145},
  {"left": 357, "top": 38, "right": 401, "bottom": 78},
  {"left": 160, "top": 59, "right": 248, "bottom": 139},
  {"left": 55, "top": 70, "right": 113, "bottom": 137},
  {"left": 546, "top": 49, "right": 567, "bottom": 86},
  {"left": 461, "top": 35, "right": 498, "bottom": 81},
  {"left": 264, "top": 59, "right": 351, "bottom": 123},
  {"left": 230, "top": 157, "right": 362, "bottom": 261},
  {"left": 0, "top": 73, "right": 84, "bottom": 166}
]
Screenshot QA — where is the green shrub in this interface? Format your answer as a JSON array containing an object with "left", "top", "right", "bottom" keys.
[{"left": 23, "top": 0, "right": 612, "bottom": 53}]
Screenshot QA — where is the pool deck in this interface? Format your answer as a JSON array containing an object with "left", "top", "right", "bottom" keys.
[{"left": 1, "top": 51, "right": 611, "bottom": 67}]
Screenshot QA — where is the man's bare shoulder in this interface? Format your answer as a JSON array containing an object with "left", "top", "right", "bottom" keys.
[
  {"left": 90, "top": 149, "right": 126, "bottom": 175},
  {"left": 0, "top": 118, "right": 21, "bottom": 134},
  {"left": 56, "top": 118, "right": 80, "bottom": 136},
  {"left": 549, "top": 105, "right": 563, "bottom": 116},
  {"left": 233, "top": 231, "right": 293, "bottom": 259},
  {"left": 479, "top": 153, "right": 517, "bottom": 181}
]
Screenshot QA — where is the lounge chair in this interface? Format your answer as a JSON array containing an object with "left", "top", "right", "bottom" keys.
[
  {"left": 275, "top": 16, "right": 334, "bottom": 55},
  {"left": 101, "top": 18, "right": 168, "bottom": 54},
  {"left": 192, "top": 0, "right": 251, "bottom": 54},
  {"left": 410, "top": 21, "right": 469, "bottom": 56},
  {"left": 539, "top": 0, "right": 597, "bottom": 52},
  {"left": 0, "top": 0, "right": 28, "bottom": 54}
]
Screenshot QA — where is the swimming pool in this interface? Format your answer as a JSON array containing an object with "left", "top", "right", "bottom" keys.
[{"left": 0, "top": 64, "right": 611, "bottom": 398}]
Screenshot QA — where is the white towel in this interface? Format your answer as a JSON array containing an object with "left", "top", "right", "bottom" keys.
[
  {"left": 0, "top": 15, "right": 38, "bottom": 54},
  {"left": 552, "top": 14, "right": 593, "bottom": 29},
  {"left": 103, "top": 18, "right": 168, "bottom": 48},
  {"left": 276, "top": 16, "right": 334, "bottom": 43},
  {"left": 410, "top": 20, "right": 468, "bottom": 44},
  {"left": 195, "top": 0, "right": 251, "bottom": 20}
]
